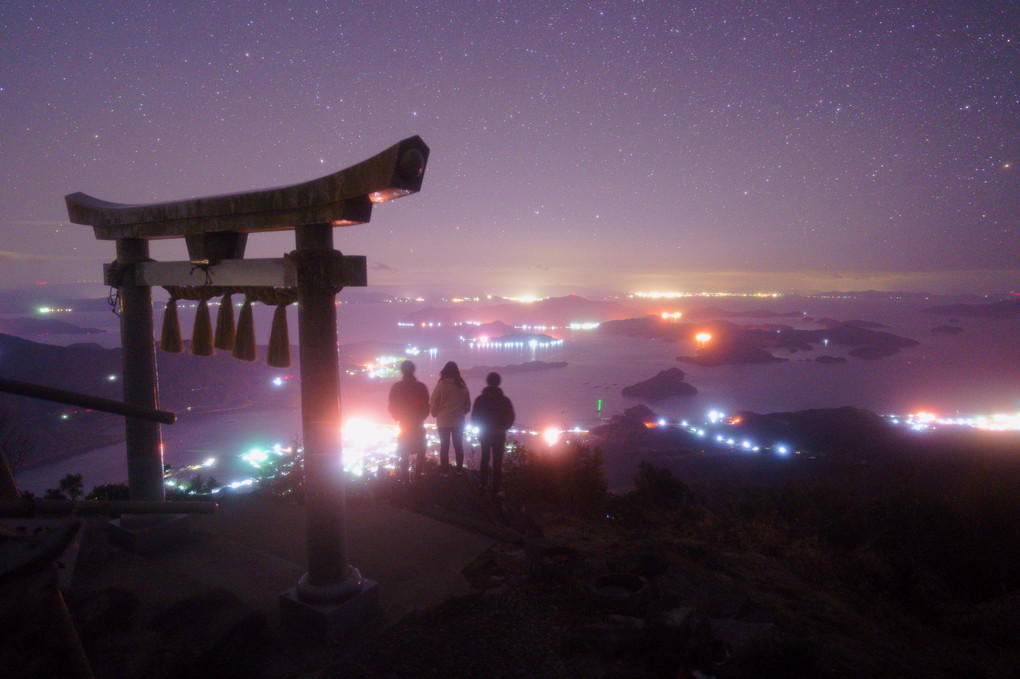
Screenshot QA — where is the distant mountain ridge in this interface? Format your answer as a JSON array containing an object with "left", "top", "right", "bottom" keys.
[
  {"left": 402, "top": 295, "right": 638, "bottom": 327},
  {"left": 923, "top": 298, "right": 1020, "bottom": 319}
]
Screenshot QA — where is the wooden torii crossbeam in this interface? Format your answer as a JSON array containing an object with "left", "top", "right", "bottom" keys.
[{"left": 66, "top": 136, "right": 429, "bottom": 635}]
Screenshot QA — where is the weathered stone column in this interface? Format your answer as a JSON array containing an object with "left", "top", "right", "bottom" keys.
[
  {"left": 116, "top": 238, "right": 165, "bottom": 503},
  {"left": 292, "top": 224, "right": 362, "bottom": 600}
]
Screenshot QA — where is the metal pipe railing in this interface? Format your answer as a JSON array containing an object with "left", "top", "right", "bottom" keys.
[{"left": 0, "top": 377, "right": 175, "bottom": 425}]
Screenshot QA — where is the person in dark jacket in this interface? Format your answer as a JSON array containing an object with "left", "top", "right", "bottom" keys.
[
  {"left": 388, "top": 360, "right": 430, "bottom": 482},
  {"left": 471, "top": 372, "right": 515, "bottom": 495}
]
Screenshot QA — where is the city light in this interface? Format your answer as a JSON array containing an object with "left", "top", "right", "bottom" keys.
[
  {"left": 543, "top": 427, "right": 561, "bottom": 446},
  {"left": 889, "top": 410, "right": 1020, "bottom": 432},
  {"left": 631, "top": 291, "right": 783, "bottom": 299},
  {"left": 695, "top": 332, "right": 712, "bottom": 348},
  {"left": 241, "top": 448, "right": 271, "bottom": 467}
]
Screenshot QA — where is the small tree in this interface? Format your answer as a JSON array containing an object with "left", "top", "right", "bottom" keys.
[
  {"left": 0, "top": 405, "right": 36, "bottom": 480},
  {"left": 86, "top": 483, "right": 130, "bottom": 501},
  {"left": 44, "top": 473, "right": 84, "bottom": 500},
  {"left": 632, "top": 461, "right": 689, "bottom": 509},
  {"left": 503, "top": 441, "right": 608, "bottom": 516}
]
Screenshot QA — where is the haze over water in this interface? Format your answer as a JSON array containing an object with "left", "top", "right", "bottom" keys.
[{"left": 13, "top": 292, "right": 1019, "bottom": 494}]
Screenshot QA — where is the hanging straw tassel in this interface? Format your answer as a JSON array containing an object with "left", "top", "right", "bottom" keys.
[
  {"left": 213, "top": 293, "right": 236, "bottom": 351},
  {"left": 191, "top": 299, "right": 214, "bottom": 356},
  {"left": 232, "top": 298, "right": 257, "bottom": 362},
  {"left": 159, "top": 297, "right": 183, "bottom": 353},
  {"left": 266, "top": 304, "right": 291, "bottom": 368}
]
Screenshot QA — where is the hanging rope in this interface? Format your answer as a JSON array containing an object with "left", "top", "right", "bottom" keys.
[
  {"left": 191, "top": 297, "right": 214, "bottom": 356},
  {"left": 231, "top": 294, "right": 257, "bottom": 362},
  {"left": 159, "top": 285, "right": 298, "bottom": 364},
  {"left": 266, "top": 304, "right": 291, "bottom": 368},
  {"left": 213, "top": 293, "right": 236, "bottom": 351},
  {"left": 159, "top": 289, "right": 183, "bottom": 354}
]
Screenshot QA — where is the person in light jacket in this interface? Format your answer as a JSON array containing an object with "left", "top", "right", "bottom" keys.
[
  {"left": 471, "top": 372, "right": 515, "bottom": 495},
  {"left": 430, "top": 361, "right": 471, "bottom": 475}
]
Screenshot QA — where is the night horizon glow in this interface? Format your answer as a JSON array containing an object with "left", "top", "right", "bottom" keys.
[{"left": 0, "top": 2, "right": 1016, "bottom": 295}]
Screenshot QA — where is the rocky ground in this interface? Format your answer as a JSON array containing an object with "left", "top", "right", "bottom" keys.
[{"left": 3, "top": 468, "right": 1017, "bottom": 678}]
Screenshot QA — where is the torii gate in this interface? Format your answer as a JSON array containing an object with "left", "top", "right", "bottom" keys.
[{"left": 66, "top": 136, "right": 429, "bottom": 636}]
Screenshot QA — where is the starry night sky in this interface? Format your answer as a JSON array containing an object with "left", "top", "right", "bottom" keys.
[{"left": 1, "top": 1, "right": 1017, "bottom": 295}]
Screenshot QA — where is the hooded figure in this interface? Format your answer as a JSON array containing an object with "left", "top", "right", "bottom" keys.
[
  {"left": 471, "top": 372, "right": 515, "bottom": 494},
  {"left": 388, "top": 360, "right": 430, "bottom": 481}
]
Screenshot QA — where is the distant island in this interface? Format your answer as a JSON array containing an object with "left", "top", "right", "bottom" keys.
[
  {"left": 0, "top": 317, "right": 104, "bottom": 336},
  {"left": 814, "top": 355, "right": 847, "bottom": 364},
  {"left": 621, "top": 367, "right": 697, "bottom": 400},
  {"left": 923, "top": 298, "right": 1020, "bottom": 319},
  {"left": 598, "top": 316, "right": 918, "bottom": 366},
  {"left": 682, "top": 306, "right": 803, "bottom": 320},
  {"left": 462, "top": 360, "right": 568, "bottom": 377},
  {"left": 815, "top": 318, "right": 888, "bottom": 329}
]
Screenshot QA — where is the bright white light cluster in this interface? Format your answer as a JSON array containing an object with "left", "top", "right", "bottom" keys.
[
  {"left": 241, "top": 443, "right": 290, "bottom": 468},
  {"left": 647, "top": 411, "right": 795, "bottom": 456},
  {"left": 891, "top": 411, "right": 1020, "bottom": 432},
  {"left": 463, "top": 337, "right": 564, "bottom": 349}
]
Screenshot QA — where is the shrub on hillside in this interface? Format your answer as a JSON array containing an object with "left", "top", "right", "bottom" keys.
[
  {"left": 632, "top": 461, "right": 690, "bottom": 509},
  {"left": 503, "top": 441, "right": 608, "bottom": 516}
]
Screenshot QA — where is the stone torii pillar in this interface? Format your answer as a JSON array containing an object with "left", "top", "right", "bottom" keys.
[{"left": 66, "top": 136, "right": 429, "bottom": 637}]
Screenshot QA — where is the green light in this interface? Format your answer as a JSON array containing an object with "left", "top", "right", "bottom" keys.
[{"left": 597, "top": 399, "right": 602, "bottom": 412}]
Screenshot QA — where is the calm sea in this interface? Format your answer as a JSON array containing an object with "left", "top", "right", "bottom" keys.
[{"left": 13, "top": 295, "right": 1019, "bottom": 492}]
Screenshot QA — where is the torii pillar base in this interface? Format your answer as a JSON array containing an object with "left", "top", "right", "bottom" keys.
[{"left": 279, "top": 573, "right": 380, "bottom": 642}]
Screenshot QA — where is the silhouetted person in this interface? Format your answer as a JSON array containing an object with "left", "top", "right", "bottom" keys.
[
  {"left": 471, "top": 371, "right": 515, "bottom": 495},
  {"left": 388, "top": 360, "right": 430, "bottom": 482},
  {"left": 430, "top": 361, "right": 471, "bottom": 476}
]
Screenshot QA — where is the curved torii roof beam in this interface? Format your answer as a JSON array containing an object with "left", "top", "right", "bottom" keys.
[{"left": 65, "top": 136, "right": 429, "bottom": 241}]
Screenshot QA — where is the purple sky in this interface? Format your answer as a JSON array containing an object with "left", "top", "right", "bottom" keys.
[{"left": 1, "top": 1, "right": 1017, "bottom": 295}]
